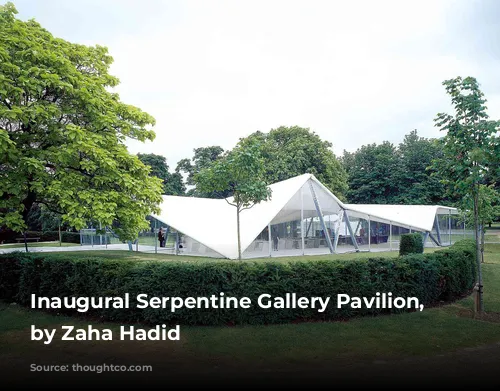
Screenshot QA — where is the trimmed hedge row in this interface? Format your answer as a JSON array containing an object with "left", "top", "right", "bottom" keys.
[
  {"left": 399, "top": 233, "right": 424, "bottom": 256},
  {"left": 0, "top": 240, "right": 476, "bottom": 326}
]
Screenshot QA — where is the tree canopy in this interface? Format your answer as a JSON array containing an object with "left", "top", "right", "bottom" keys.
[
  {"left": 194, "top": 138, "right": 271, "bottom": 259},
  {"left": 176, "top": 145, "right": 226, "bottom": 197},
  {"left": 0, "top": 2, "right": 162, "bottom": 240},
  {"left": 137, "top": 153, "right": 185, "bottom": 196},
  {"left": 341, "top": 130, "right": 450, "bottom": 205},
  {"left": 242, "top": 126, "right": 348, "bottom": 199}
]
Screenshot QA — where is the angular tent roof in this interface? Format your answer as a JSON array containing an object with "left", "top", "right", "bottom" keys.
[
  {"left": 344, "top": 204, "right": 458, "bottom": 232},
  {"left": 151, "top": 174, "right": 316, "bottom": 259},
  {"left": 151, "top": 173, "right": 458, "bottom": 259}
]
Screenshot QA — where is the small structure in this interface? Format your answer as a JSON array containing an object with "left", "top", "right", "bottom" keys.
[{"left": 149, "top": 174, "right": 465, "bottom": 259}]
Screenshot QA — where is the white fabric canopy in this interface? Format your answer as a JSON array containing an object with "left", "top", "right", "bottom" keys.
[
  {"left": 151, "top": 173, "right": 458, "bottom": 259},
  {"left": 344, "top": 204, "right": 458, "bottom": 232}
]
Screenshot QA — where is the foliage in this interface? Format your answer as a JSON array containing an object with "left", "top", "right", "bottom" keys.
[
  {"left": 396, "top": 130, "right": 450, "bottom": 204},
  {"left": 341, "top": 141, "right": 399, "bottom": 203},
  {"left": 176, "top": 146, "right": 226, "bottom": 197},
  {"left": 341, "top": 130, "right": 450, "bottom": 204},
  {"left": 0, "top": 3, "right": 163, "bottom": 241},
  {"left": 461, "top": 185, "right": 500, "bottom": 228},
  {"left": 434, "top": 76, "right": 499, "bottom": 311},
  {"left": 243, "top": 126, "right": 348, "bottom": 200},
  {"left": 137, "top": 153, "right": 185, "bottom": 195},
  {"left": 0, "top": 240, "right": 476, "bottom": 326},
  {"left": 194, "top": 138, "right": 271, "bottom": 259},
  {"left": 399, "top": 233, "right": 424, "bottom": 256},
  {"left": 460, "top": 184, "right": 500, "bottom": 262}
]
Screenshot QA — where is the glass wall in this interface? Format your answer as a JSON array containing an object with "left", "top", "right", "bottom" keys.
[
  {"left": 242, "top": 180, "right": 345, "bottom": 258},
  {"left": 242, "top": 225, "right": 271, "bottom": 258}
]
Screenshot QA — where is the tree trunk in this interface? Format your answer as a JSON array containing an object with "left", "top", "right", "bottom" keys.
[
  {"left": 473, "top": 185, "right": 484, "bottom": 312},
  {"left": 236, "top": 204, "right": 242, "bottom": 260},
  {"left": 21, "top": 190, "right": 36, "bottom": 254},
  {"left": 480, "top": 223, "right": 485, "bottom": 264},
  {"left": 23, "top": 230, "right": 28, "bottom": 253}
]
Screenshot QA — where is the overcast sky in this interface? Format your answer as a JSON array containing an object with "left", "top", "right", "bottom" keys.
[{"left": 12, "top": 0, "right": 500, "bottom": 169}]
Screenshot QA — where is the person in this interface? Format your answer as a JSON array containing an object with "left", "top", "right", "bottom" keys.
[
  {"left": 272, "top": 228, "right": 279, "bottom": 251},
  {"left": 158, "top": 227, "right": 165, "bottom": 248}
]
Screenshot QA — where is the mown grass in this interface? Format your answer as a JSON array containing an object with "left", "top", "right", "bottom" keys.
[{"left": 0, "top": 242, "right": 76, "bottom": 249}]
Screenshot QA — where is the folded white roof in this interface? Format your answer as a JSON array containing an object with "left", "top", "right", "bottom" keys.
[{"left": 151, "top": 173, "right": 458, "bottom": 259}]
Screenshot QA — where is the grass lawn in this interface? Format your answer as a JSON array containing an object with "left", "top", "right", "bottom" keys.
[
  {"left": 1, "top": 244, "right": 499, "bottom": 386},
  {"left": 0, "top": 242, "right": 77, "bottom": 249}
]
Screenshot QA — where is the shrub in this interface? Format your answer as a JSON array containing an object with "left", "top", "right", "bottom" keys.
[
  {"left": 0, "top": 240, "right": 476, "bottom": 326},
  {"left": 399, "top": 233, "right": 424, "bottom": 256}
]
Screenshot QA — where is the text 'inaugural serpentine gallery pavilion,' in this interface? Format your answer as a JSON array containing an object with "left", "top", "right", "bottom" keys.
[{"left": 148, "top": 174, "right": 468, "bottom": 259}]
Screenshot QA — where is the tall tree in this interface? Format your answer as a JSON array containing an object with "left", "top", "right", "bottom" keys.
[
  {"left": 341, "top": 141, "right": 400, "bottom": 204},
  {"left": 194, "top": 138, "right": 271, "bottom": 260},
  {"left": 243, "top": 126, "right": 348, "bottom": 199},
  {"left": 176, "top": 145, "right": 226, "bottom": 197},
  {"left": 394, "top": 130, "right": 450, "bottom": 204},
  {"left": 434, "top": 76, "right": 499, "bottom": 313},
  {"left": 0, "top": 3, "right": 163, "bottom": 242},
  {"left": 137, "top": 153, "right": 185, "bottom": 195}
]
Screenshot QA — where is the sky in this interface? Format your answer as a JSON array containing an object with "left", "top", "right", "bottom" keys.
[{"left": 10, "top": 0, "right": 500, "bottom": 170}]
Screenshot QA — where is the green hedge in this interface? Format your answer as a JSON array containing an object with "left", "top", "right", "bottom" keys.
[
  {"left": 399, "top": 233, "right": 424, "bottom": 256},
  {"left": 0, "top": 240, "right": 476, "bottom": 326}
]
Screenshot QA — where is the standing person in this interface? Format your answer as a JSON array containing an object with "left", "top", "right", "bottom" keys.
[
  {"left": 158, "top": 227, "right": 165, "bottom": 248},
  {"left": 272, "top": 228, "right": 279, "bottom": 251}
]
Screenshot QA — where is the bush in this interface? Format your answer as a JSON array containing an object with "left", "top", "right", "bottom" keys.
[
  {"left": 399, "top": 233, "right": 424, "bottom": 256},
  {"left": 0, "top": 240, "right": 476, "bottom": 326}
]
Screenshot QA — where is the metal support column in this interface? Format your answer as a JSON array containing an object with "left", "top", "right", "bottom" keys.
[
  {"left": 154, "top": 219, "right": 157, "bottom": 254},
  {"left": 333, "top": 210, "right": 343, "bottom": 253},
  {"left": 308, "top": 181, "right": 334, "bottom": 253},
  {"left": 434, "top": 215, "right": 442, "bottom": 245},
  {"left": 305, "top": 217, "right": 313, "bottom": 237},
  {"left": 368, "top": 216, "right": 371, "bottom": 251},
  {"left": 389, "top": 222, "right": 392, "bottom": 251},
  {"left": 268, "top": 223, "right": 272, "bottom": 257},
  {"left": 175, "top": 231, "right": 179, "bottom": 255},
  {"left": 428, "top": 233, "right": 440, "bottom": 246},
  {"left": 301, "top": 186, "right": 305, "bottom": 255},
  {"left": 344, "top": 210, "right": 360, "bottom": 252},
  {"left": 448, "top": 210, "right": 452, "bottom": 246},
  {"left": 423, "top": 232, "right": 429, "bottom": 247}
]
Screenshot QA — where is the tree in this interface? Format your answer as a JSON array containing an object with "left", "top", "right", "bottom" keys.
[
  {"left": 194, "top": 138, "right": 271, "bottom": 260},
  {"left": 243, "top": 126, "right": 348, "bottom": 199},
  {"left": 341, "top": 141, "right": 400, "bottom": 204},
  {"left": 394, "top": 130, "right": 450, "bottom": 204},
  {"left": 176, "top": 146, "right": 226, "bottom": 197},
  {"left": 434, "top": 76, "right": 500, "bottom": 313},
  {"left": 341, "top": 131, "right": 456, "bottom": 205},
  {"left": 137, "top": 153, "right": 185, "bottom": 195},
  {"left": 0, "top": 3, "right": 163, "bottom": 242},
  {"left": 461, "top": 184, "right": 500, "bottom": 264}
]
